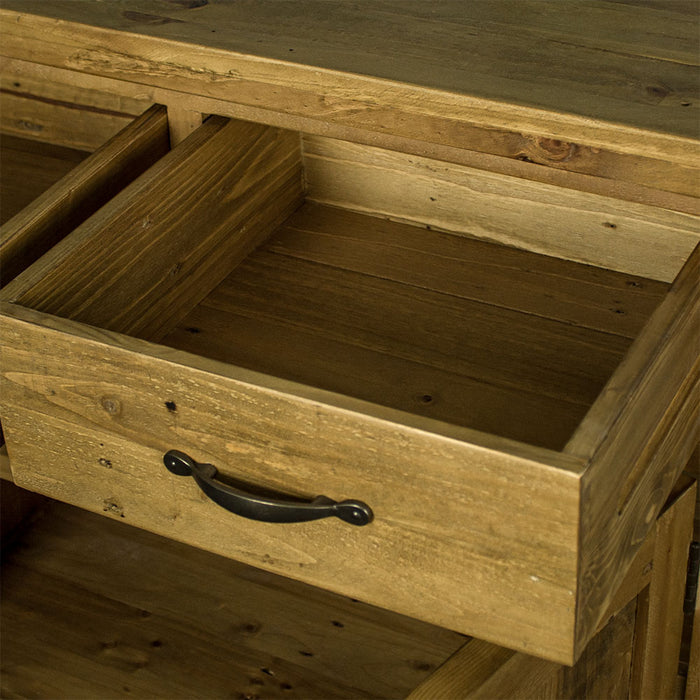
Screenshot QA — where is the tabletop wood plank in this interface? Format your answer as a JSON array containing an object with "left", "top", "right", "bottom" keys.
[{"left": 1, "top": 1, "right": 697, "bottom": 166}]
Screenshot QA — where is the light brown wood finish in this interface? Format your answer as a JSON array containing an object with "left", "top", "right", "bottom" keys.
[
  {"left": 630, "top": 482, "right": 697, "bottom": 699},
  {"left": 569, "top": 245, "right": 700, "bottom": 654},
  {"left": 410, "top": 598, "right": 637, "bottom": 699},
  {"left": 267, "top": 202, "right": 669, "bottom": 336},
  {"left": 1, "top": 502, "right": 465, "bottom": 699},
  {"left": 0, "top": 104, "right": 169, "bottom": 284},
  {"left": 161, "top": 202, "right": 665, "bottom": 450},
  {"left": 3, "top": 117, "right": 304, "bottom": 342},
  {"left": 0, "top": 2, "right": 697, "bottom": 160},
  {"left": 166, "top": 105, "right": 203, "bottom": 147},
  {"left": 0, "top": 82, "right": 137, "bottom": 151},
  {"left": 303, "top": 137, "right": 700, "bottom": 282},
  {"left": 0, "top": 302, "right": 584, "bottom": 663},
  {"left": 4, "top": 56, "right": 698, "bottom": 219}
]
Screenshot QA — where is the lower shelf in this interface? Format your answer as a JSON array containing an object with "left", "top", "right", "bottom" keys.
[{"left": 0, "top": 499, "right": 465, "bottom": 699}]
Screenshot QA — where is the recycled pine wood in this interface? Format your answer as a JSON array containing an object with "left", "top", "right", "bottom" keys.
[
  {"left": 160, "top": 202, "right": 666, "bottom": 450},
  {"left": 1, "top": 501, "right": 466, "bottom": 699},
  {"left": 630, "top": 482, "right": 697, "bottom": 699},
  {"left": 0, "top": 301, "right": 584, "bottom": 663},
  {"left": 410, "top": 599, "right": 637, "bottom": 699},
  {"left": 567, "top": 245, "right": 700, "bottom": 654},
  {"left": 303, "top": 136, "right": 700, "bottom": 283},
  {"left": 0, "top": 105, "right": 169, "bottom": 284},
  {"left": 0, "top": 82, "right": 136, "bottom": 152},
  {"left": 166, "top": 105, "right": 202, "bottom": 147},
  {"left": 4, "top": 56, "right": 698, "bottom": 219},
  {"left": 0, "top": 1, "right": 697, "bottom": 172},
  {"left": 4, "top": 116, "right": 304, "bottom": 342},
  {"left": 1, "top": 110, "right": 698, "bottom": 663}
]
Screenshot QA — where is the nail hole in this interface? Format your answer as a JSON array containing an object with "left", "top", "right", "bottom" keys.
[
  {"left": 681, "top": 101, "right": 692, "bottom": 107},
  {"left": 150, "top": 640, "right": 162, "bottom": 648},
  {"left": 184, "top": 327, "right": 201, "bottom": 334},
  {"left": 299, "top": 650, "right": 313, "bottom": 657},
  {"left": 419, "top": 394, "right": 433, "bottom": 404},
  {"left": 603, "top": 222, "right": 617, "bottom": 229},
  {"left": 260, "top": 668, "right": 274, "bottom": 676},
  {"left": 165, "top": 400, "right": 177, "bottom": 412}
]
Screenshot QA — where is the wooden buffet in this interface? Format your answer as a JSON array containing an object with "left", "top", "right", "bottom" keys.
[{"left": 0, "top": 2, "right": 698, "bottom": 698}]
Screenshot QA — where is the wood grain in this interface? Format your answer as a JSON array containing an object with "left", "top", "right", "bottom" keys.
[
  {"left": 630, "top": 482, "right": 697, "bottom": 699},
  {"left": 303, "top": 136, "right": 700, "bottom": 282},
  {"left": 411, "top": 597, "right": 637, "bottom": 699},
  {"left": 3, "top": 116, "right": 305, "bottom": 342},
  {"left": 570, "top": 245, "right": 700, "bottom": 656},
  {"left": 0, "top": 1, "right": 697, "bottom": 165},
  {"left": 1, "top": 501, "right": 465, "bottom": 699},
  {"left": 161, "top": 203, "right": 665, "bottom": 450},
  {"left": 0, "top": 303, "right": 584, "bottom": 663},
  {"left": 0, "top": 104, "right": 170, "bottom": 285},
  {"left": 4, "top": 56, "right": 697, "bottom": 218},
  {"left": 166, "top": 104, "right": 202, "bottom": 147}
]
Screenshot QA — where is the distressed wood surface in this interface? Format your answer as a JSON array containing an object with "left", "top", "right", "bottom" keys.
[
  {"left": 161, "top": 202, "right": 664, "bottom": 450},
  {"left": 166, "top": 105, "right": 202, "bottom": 147},
  {"left": 303, "top": 137, "right": 700, "bottom": 282},
  {"left": 569, "top": 246, "right": 700, "bottom": 656},
  {"left": 0, "top": 104, "right": 169, "bottom": 284},
  {"left": 0, "top": 302, "right": 584, "bottom": 663},
  {"left": 3, "top": 56, "right": 697, "bottom": 217},
  {"left": 630, "top": 482, "right": 697, "bottom": 699},
  {"left": 0, "top": 1, "right": 697, "bottom": 168},
  {"left": 3, "top": 117, "right": 304, "bottom": 342},
  {"left": 1, "top": 501, "right": 465, "bottom": 699},
  {"left": 410, "top": 598, "right": 637, "bottom": 699},
  {"left": 0, "top": 86, "right": 135, "bottom": 152}
]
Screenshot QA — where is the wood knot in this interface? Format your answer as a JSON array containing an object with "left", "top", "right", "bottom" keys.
[
  {"left": 100, "top": 397, "right": 122, "bottom": 416},
  {"left": 524, "top": 137, "right": 578, "bottom": 163}
]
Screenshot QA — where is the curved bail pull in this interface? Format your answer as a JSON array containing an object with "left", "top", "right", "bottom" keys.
[{"left": 164, "top": 450, "right": 373, "bottom": 526}]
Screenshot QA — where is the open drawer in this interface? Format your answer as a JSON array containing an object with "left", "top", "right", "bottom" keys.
[{"left": 1, "top": 114, "right": 698, "bottom": 665}]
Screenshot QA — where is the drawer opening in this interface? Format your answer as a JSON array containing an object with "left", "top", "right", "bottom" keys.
[
  {"left": 1, "top": 113, "right": 697, "bottom": 664},
  {"left": 2, "top": 115, "right": 672, "bottom": 452},
  {"left": 0, "top": 105, "right": 170, "bottom": 285}
]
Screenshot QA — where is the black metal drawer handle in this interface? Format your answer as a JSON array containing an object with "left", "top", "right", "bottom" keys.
[{"left": 163, "top": 450, "right": 373, "bottom": 526}]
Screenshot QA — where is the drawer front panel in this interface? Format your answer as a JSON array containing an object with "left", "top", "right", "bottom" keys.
[{"left": 0, "top": 305, "right": 581, "bottom": 663}]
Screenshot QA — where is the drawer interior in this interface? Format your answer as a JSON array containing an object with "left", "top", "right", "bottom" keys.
[
  {"left": 0, "top": 134, "right": 88, "bottom": 224},
  {"left": 157, "top": 200, "right": 667, "bottom": 450},
  {"left": 3, "top": 114, "right": 671, "bottom": 452}
]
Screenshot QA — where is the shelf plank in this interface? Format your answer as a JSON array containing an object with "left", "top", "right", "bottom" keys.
[{"left": 1, "top": 501, "right": 465, "bottom": 699}]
